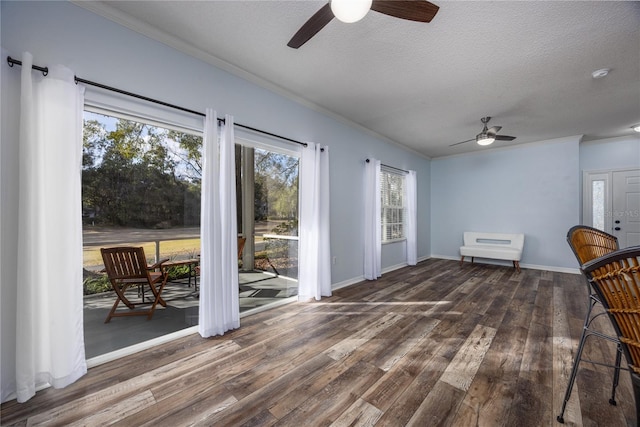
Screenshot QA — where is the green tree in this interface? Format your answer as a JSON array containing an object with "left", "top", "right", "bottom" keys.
[
  {"left": 254, "top": 149, "right": 299, "bottom": 221},
  {"left": 168, "top": 130, "right": 202, "bottom": 182},
  {"left": 82, "top": 114, "right": 202, "bottom": 228}
]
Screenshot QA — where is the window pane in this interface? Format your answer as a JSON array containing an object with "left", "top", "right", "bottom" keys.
[
  {"left": 252, "top": 148, "right": 300, "bottom": 282},
  {"left": 380, "top": 169, "right": 406, "bottom": 242},
  {"left": 82, "top": 111, "right": 203, "bottom": 358},
  {"left": 592, "top": 180, "right": 605, "bottom": 231}
]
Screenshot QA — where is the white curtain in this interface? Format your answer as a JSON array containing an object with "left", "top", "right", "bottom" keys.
[
  {"left": 406, "top": 170, "right": 417, "bottom": 266},
  {"left": 198, "top": 112, "right": 240, "bottom": 337},
  {"left": 298, "top": 143, "right": 332, "bottom": 301},
  {"left": 364, "top": 159, "right": 381, "bottom": 280},
  {"left": 15, "top": 52, "right": 87, "bottom": 402}
]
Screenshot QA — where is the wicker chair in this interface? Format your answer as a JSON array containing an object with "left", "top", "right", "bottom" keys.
[
  {"left": 101, "top": 246, "right": 169, "bottom": 323},
  {"left": 567, "top": 225, "right": 619, "bottom": 265},
  {"left": 581, "top": 247, "right": 640, "bottom": 425},
  {"left": 557, "top": 225, "right": 621, "bottom": 423}
]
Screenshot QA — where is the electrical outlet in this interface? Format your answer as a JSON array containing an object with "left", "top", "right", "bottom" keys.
[{"left": 332, "top": 256, "right": 337, "bottom": 265}]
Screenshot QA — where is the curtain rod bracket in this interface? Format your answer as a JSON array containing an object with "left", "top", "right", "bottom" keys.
[
  {"left": 365, "top": 158, "right": 408, "bottom": 173},
  {"left": 7, "top": 56, "right": 48, "bottom": 76}
]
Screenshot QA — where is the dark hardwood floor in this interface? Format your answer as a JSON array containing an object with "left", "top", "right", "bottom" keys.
[{"left": 1, "top": 259, "right": 635, "bottom": 426}]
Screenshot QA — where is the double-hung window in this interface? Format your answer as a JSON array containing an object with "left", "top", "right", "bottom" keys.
[{"left": 380, "top": 167, "right": 406, "bottom": 242}]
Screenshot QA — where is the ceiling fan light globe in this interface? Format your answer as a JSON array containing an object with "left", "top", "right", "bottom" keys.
[
  {"left": 331, "top": 0, "right": 372, "bottom": 23},
  {"left": 476, "top": 135, "right": 495, "bottom": 146}
]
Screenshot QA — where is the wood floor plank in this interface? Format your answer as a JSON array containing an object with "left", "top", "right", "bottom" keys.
[
  {"left": 20, "top": 343, "right": 234, "bottom": 426},
  {"left": 64, "top": 389, "right": 156, "bottom": 427},
  {"left": 329, "top": 398, "right": 384, "bottom": 427},
  {"left": 519, "top": 320, "right": 553, "bottom": 388},
  {"left": 440, "top": 324, "right": 497, "bottom": 392},
  {"left": 362, "top": 279, "right": 415, "bottom": 302},
  {"left": 367, "top": 316, "right": 441, "bottom": 372},
  {"left": 186, "top": 354, "right": 336, "bottom": 426},
  {"left": 371, "top": 355, "right": 450, "bottom": 426},
  {"left": 120, "top": 383, "right": 234, "bottom": 425},
  {"left": 324, "top": 312, "right": 405, "bottom": 361},
  {"left": 272, "top": 360, "right": 385, "bottom": 426},
  {"left": 361, "top": 324, "right": 456, "bottom": 412},
  {"left": 406, "top": 380, "right": 465, "bottom": 426},
  {"left": 149, "top": 392, "right": 238, "bottom": 427},
  {"left": 2, "top": 260, "right": 635, "bottom": 426},
  {"left": 504, "top": 377, "right": 553, "bottom": 427},
  {"left": 552, "top": 279, "right": 584, "bottom": 426},
  {"left": 222, "top": 325, "right": 351, "bottom": 400},
  {"left": 451, "top": 325, "right": 528, "bottom": 426}
]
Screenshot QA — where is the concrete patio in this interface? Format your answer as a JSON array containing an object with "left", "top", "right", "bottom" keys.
[{"left": 84, "top": 271, "right": 297, "bottom": 359}]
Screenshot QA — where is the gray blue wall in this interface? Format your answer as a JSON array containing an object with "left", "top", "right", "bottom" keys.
[
  {"left": 431, "top": 137, "right": 581, "bottom": 270},
  {"left": 580, "top": 136, "right": 640, "bottom": 171}
]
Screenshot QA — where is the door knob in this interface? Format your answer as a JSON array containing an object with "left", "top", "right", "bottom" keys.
[{"left": 615, "top": 227, "right": 621, "bottom": 231}]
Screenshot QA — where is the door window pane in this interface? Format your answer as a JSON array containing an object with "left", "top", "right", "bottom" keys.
[{"left": 592, "top": 180, "right": 605, "bottom": 231}]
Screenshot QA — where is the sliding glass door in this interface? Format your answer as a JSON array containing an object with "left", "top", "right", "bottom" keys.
[
  {"left": 81, "top": 110, "right": 301, "bottom": 358},
  {"left": 82, "top": 110, "right": 202, "bottom": 358},
  {"left": 236, "top": 143, "right": 300, "bottom": 311}
]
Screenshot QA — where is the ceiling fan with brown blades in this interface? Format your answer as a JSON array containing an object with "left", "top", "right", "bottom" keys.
[
  {"left": 287, "top": 0, "right": 439, "bottom": 49},
  {"left": 450, "top": 117, "right": 517, "bottom": 147}
]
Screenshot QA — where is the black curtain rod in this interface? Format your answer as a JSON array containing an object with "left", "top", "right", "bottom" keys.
[
  {"left": 7, "top": 56, "right": 308, "bottom": 148},
  {"left": 365, "top": 158, "right": 409, "bottom": 174}
]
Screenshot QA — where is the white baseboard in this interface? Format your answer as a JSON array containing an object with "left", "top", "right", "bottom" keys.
[
  {"left": 332, "top": 275, "right": 365, "bottom": 291},
  {"left": 430, "top": 254, "right": 580, "bottom": 275},
  {"left": 331, "top": 255, "right": 433, "bottom": 292},
  {"left": 330, "top": 263, "right": 409, "bottom": 292},
  {"left": 520, "top": 263, "right": 579, "bottom": 274},
  {"left": 87, "top": 325, "right": 199, "bottom": 368}
]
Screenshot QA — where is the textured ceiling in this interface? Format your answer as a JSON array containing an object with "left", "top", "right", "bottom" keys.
[{"left": 78, "top": 1, "right": 640, "bottom": 158}]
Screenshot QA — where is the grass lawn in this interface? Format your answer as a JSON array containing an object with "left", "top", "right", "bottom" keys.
[{"left": 83, "top": 238, "right": 201, "bottom": 269}]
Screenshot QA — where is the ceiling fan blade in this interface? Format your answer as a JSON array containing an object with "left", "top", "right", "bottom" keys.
[
  {"left": 449, "top": 138, "right": 475, "bottom": 147},
  {"left": 371, "top": 0, "right": 439, "bottom": 22},
  {"left": 487, "top": 126, "right": 502, "bottom": 135},
  {"left": 494, "top": 135, "right": 516, "bottom": 141},
  {"left": 287, "top": 3, "right": 334, "bottom": 49}
]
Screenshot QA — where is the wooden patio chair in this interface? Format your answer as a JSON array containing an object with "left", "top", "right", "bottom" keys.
[
  {"left": 237, "top": 237, "right": 246, "bottom": 260},
  {"left": 100, "top": 246, "right": 169, "bottom": 323},
  {"left": 557, "top": 225, "right": 621, "bottom": 423},
  {"left": 579, "top": 247, "right": 640, "bottom": 425}
]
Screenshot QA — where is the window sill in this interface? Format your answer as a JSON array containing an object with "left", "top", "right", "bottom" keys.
[{"left": 382, "top": 238, "right": 407, "bottom": 245}]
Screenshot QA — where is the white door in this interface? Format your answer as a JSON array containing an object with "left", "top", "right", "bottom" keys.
[{"left": 612, "top": 169, "right": 640, "bottom": 248}]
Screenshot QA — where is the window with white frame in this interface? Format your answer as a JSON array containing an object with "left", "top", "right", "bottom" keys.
[{"left": 380, "top": 167, "right": 406, "bottom": 242}]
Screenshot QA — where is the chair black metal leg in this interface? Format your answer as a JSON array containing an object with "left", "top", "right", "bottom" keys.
[
  {"left": 610, "top": 344, "right": 622, "bottom": 405},
  {"left": 557, "top": 300, "right": 596, "bottom": 424}
]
